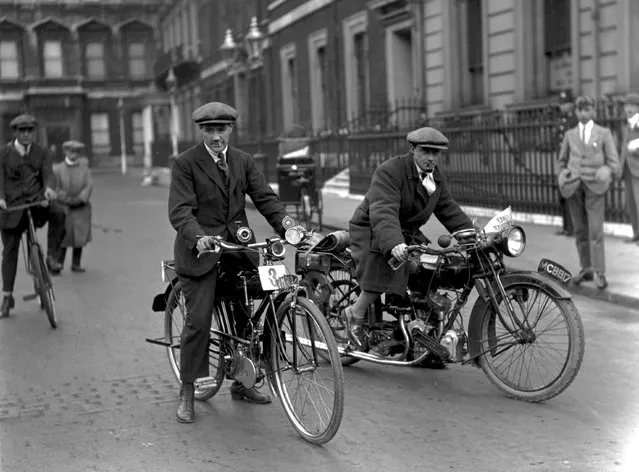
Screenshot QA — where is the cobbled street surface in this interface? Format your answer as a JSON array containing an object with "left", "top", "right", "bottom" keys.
[{"left": 0, "top": 173, "right": 638, "bottom": 472}]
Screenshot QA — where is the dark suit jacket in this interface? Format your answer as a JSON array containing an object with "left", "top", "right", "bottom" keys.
[
  {"left": 168, "top": 143, "right": 288, "bottom": 278},
  {"left": 0, "top": 141, "right": 55, "bottom": 230},
  {"left": 349, "top": 152, "right": 472, "bottom": 294},
  {"left": 620, "top": 122, "right": 639, "bottom": 178}
]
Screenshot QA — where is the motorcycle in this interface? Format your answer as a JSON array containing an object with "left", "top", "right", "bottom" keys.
[{"left": 294, "top": 208, "right": 585, "bottom": 403}]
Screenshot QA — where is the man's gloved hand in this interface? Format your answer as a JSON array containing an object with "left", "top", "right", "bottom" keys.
[
  {"left": 0, "top": 199, "right": 6, "bottom": 210},
  {"left": 391, "top": 243, "right": 408, "bottom": 262},
  {"left": 196, "top": 236, "right": 218, "bottom": 253},
  {"left": 44, "top": 187, "right": 57, "bottom": 201}
]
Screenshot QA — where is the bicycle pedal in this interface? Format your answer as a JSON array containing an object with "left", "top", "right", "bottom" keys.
[
  {"left": 194, "top": 376, "right": 219, "bottom": 389},
  {"left": 23, "top": 293, "right": 38, "bottom": 302}
]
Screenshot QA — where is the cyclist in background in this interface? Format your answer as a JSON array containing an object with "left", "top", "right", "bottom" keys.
[{"left": 0, "top": 114, "right": 66, "bottom": 317}]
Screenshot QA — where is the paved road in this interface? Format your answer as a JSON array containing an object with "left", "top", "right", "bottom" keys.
[{"left": 0, "top": 174, "right": 637, "bottom": 472}]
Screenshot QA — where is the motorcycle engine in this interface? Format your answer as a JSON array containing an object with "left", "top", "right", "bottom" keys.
[{"left": 406, "top": 319, "right": 434, "bottom": 359}]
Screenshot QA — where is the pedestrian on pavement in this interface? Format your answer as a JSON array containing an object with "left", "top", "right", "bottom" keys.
[
  {"left": 345, "top": 127, "right": 473, "bottom": 349},
  {"left": 620, "top": 92, "right": 639, "bottom": 245},
  {"left": 53, "top": 140, "right": 93, "bottom": 273},
  {"left": 0, "top": 114, "right": 66, "bottom": 317},
  {"left": 168, "top": 101, "right": 291, "bottom": 423},
  {"left": 557, "top": 95, "right": 621, "bottom": 290},
  {"left": 554, "top": 90, "right": 576, "bottom": 237}
]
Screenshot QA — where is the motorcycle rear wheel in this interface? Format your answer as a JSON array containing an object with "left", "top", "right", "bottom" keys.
[{"left": 477, "top": 282, "right": 584, "bottom": 402}]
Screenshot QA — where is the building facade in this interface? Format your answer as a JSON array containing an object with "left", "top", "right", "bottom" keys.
[{"left": 0, "top": 0, "right": 169, "bottom": 167}]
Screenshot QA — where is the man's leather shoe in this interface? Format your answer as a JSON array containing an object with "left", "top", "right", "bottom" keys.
[
  {"left": 230, "top": 381, "right": 271, "bottom": 404},
  {"left": 624, "top": 235, "right": 639, "bottom": 244},
  {"left": 572, "top": 269, "right": 594, "bottom": 285},
  {"left": 47, "top": 256, "right": 62, "bottom": 274},
  {"left": 1, "top": 295, "right": 15, "bottom": 318},
  {"left": 176, "top": 382, "right": 195, "bottom": 423},
  {"left": 555, "top": 229, "right": 569, "bottom": 236},
  {"left": 596, "top": 273, "right": 608, "bottom": 290},
  {"left": 71, "top": 265, "right": 86, "bottom": 273},
  {"left": 345, "top": 307, "right": 366, "bottom": 350}
]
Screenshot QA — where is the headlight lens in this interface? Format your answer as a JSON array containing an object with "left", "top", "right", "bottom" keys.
[
  {"left": 504, "top": 226, "right": 526, "bottom": 257},
  {"left": 285, "top": 227, "right": 304, "bottom": 246}
]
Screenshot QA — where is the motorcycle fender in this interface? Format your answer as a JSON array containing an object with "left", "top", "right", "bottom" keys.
[
  {"left": 467, "top": 271, "right": 572, "bottom": 367},
  {"left": 151, "top": 277, "right": 178, "bottom": 312}
]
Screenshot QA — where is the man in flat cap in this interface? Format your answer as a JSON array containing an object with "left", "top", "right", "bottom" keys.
[
  {"left": 553, "top": 90, "right": 576, "bottom": 237},
  {"left": 168, "top": 101, "right": 292, "bottom": 423},
  {"left": 345, "top": 126, "right": 473, "bottom": 354},
  {"left": 620, "top": 92, "right": 639, "bottom": 245},
  {"left": 556, "top": 95, "right": 621, "bottom": 290},
  {"left": 53, "top": 140, "right": 93, "bottom": 273},
  {"left": 0, "top": 114, "right": 66, "bottom": 317}
]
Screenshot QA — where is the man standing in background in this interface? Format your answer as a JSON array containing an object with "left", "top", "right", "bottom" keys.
[
  {"left": 620, "top": 92, "right": 639, "bottom": 245},
  {"left": 557, "top": 96, "right": 621, "bottom": 290},
  {"left": 554, "top": 90, "right": 576, "bottom": 237}
]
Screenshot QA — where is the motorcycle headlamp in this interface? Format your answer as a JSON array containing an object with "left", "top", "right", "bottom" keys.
[
  {"left": 499, "top": 225, "right": 526, "bottom": 257},
  {"left": 285, "top": 227, "right": 305, "bottom": 246}
]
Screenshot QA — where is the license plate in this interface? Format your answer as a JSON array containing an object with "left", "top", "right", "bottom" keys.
[
  {"left": 537, "top": 258, "right": 572, "bottom": 286},
  {"left": 257, "top": 264, "right": 289, "bottom": 291}
]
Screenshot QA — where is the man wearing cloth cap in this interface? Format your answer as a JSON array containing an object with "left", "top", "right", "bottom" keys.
[
  {"left": 0, "top": 114, "right": 66, "bottom": 317},
  {"left": 168, "top": 101, "right": 290, "bottom": 423},
  {"left": 556, "top": 96, "right": 621, "bottom": 290},
  {"left": 346, "top": 126, "right": 473, "bottom": 351},
  {"left": 620, "top": 92, "right": 639, "bottom": 245},
  {"left": 53, "top": 140, "right": 93, "bottom": 273},
  {"left": 554, "top": 90, "right": 576, "bottom": 237}
]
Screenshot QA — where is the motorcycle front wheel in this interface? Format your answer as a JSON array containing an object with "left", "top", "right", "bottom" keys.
[{"left": 477, "top": 282, "right": 585, "bottom": 402}]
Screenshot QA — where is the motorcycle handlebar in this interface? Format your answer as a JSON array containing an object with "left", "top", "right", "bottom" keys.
[
  {"left": 195, "top": 235, "right": 286, "bottom": 258},
  {"left": 388, "top": 243, "right": 461, "bottom": 270}
]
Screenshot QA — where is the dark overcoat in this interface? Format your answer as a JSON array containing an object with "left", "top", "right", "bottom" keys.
[
  {"left": 168, "top": 143, "right": 288, "bottom": 278},
  {"left": 0, "top": 141, "right": 55, "bottom": 229},
  {"left": 349, "top": 152, "right": 472, "bottom": 295}
]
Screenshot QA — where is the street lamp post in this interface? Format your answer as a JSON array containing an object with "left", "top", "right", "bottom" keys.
[
  {"left": 221, "top": 18, "right": 266, "bottom": 174},
  {"left": 165, "top": 67, "right": 179, "bottom": 159},
  {"left": 117, "top": 97, "right": 127, "bottom": 175}
]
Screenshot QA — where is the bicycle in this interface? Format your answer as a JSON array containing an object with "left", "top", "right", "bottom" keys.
[
  {"left": 147, "top": 223, "right": 344, "bottom": 444},
  {"left": 293, "top": 171, "right": 323, "bottom": 231},
  {"left": 2, "top": 200, "right": 57, "bottom": 328}
]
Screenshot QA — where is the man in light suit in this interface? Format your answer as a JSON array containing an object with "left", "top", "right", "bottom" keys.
[
  {"left": 620, "top": 92, "right": 639, "bottom": 245},
  {"left": 557, "top": 96, "right": 621, "bottom": 289},
  {"left": 168, "top": 102, "right": 289, "bottom": 423}
]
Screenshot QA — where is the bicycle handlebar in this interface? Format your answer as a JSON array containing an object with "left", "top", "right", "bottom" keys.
[
  {"left": 2, "top": 200, "right": 49, "bottom": 212},
  {"left": 195, "top": 235, "right": 286, "bottom": 258}
]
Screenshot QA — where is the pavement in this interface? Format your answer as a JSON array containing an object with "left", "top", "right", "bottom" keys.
[
  {"left": 250, "top": 187, "right": 639, "bottom": 311},
  {"left": 3, "top": 171, "right": 637, "bottom": 471}
]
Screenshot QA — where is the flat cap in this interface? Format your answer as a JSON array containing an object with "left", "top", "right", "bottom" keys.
[
  {"left": 62, "top": 140, "right": 85, "bottom": 151},
  {"left": 575, "top": 95, "right": 595, "bottom": 108},
  {"left": 407, "top": 127, "right": 449, "bottom": 150},
  {"left": 622, "top": 92, "right": 639, "bottom": 106},
  {"left": 192, "top": 102, "right": 238, "bottom": 125},
  {"left": 10, "top": 114, "right": 37, "bottom": 129}
]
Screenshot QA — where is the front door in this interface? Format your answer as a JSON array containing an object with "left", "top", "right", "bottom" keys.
[{"left": 46, "top": 126, "right": 71, "bottom": 163}]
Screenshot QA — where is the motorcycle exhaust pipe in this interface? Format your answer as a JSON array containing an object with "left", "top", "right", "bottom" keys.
[{"left": 338, "top": 345, "right": 435, "bottom": 366}]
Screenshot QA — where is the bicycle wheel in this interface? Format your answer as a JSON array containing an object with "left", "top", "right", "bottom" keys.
[
  {"left": 31, "top": 243, "right": 57, "bottom": 329},
  {"left": 299, "top": 188, "right": 313, "bottom": 228},
  {"left": 270, "top": 296, "right": 344, "bottom": 445},
  {"left": 477, "top": 282, "right": 585, "bottom": 402},
  {"left": 164, "top": 282, "right": 225, "bottom": 401}
]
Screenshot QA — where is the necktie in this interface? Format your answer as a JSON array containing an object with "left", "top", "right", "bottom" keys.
[
  {"left": 580, "top": 125, "right": 586, "bottom": 143},
  {"left": 217, "top": 152, "right": 229, "bottom": 185},
  {"left": 421, "top": 172, "right": 436, "bottom": 196}
]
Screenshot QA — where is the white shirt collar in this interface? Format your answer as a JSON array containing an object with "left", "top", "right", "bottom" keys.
[
  {"left": 628, "top": 113, "right": 639, "bottom": 129},
  {"left": 578, "top": 120, "right": 594, "bottom": 131},
  {"left": 13, "top": 139, "right": 30, "bottom": 157},
  {"left": 65, "top": 156, "right": 79, "bottom": 167},
  {"left": 204, "top": 142, "right": 228, "bottom": 162}
]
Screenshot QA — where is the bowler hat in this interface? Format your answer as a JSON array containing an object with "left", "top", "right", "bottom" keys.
[
  {"left": 10, "top": 114, "right": 37, "bottom": 129},
  {"left": 62, "top": 140, "right": 85, "bottom": 152},
  {"left": 407, "top": 127, "right": 449, "bottom": 150},
  {"left": 192, "top": 102, "right": 238, "bottom": 125},
  {"left": 622, "top": 92, "right": 639, "bottom": 106}
]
